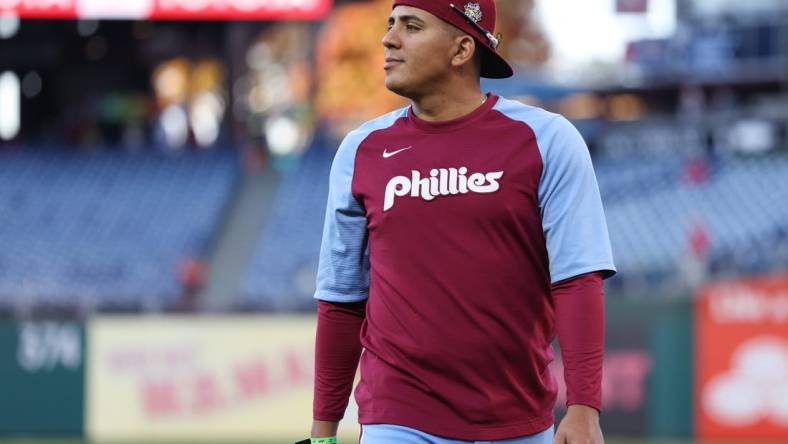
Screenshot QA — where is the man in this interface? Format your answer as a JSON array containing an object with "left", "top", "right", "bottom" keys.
[{"left": 309, "top": 0, "right": 616, "bottom": 443}]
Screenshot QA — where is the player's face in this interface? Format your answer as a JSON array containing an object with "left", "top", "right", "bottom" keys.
[{"left": 382, "top": 6, "right": 459, "bottom": 98}]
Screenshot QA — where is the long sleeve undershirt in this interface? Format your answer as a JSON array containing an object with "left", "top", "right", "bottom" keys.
[
  {"left": 313, "top": 299, "right": 366, "bottom": 421},
  {"left": 553, "top": 271, "right": 605, "bottom": 411}
]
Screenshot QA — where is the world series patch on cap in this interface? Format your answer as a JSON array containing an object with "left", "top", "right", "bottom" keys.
[{"left": 392, "top": 0, "right": 514, "bottom": 79}]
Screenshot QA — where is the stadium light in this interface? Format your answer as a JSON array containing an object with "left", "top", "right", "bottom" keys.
[
  {"left": 265, "top": 115, "right": 300, "bottom": 156},
  {"left": 0, "top": 71, "right": 21, "bottom": 141},
  {"left": 0, "top": 13, "right": 19, "bottom": 39}
]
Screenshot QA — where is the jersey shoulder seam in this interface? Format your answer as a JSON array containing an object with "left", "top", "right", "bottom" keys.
[
  {"left": 348, "top": 106, "right": 409, "bottom": 141},
  {"left": 492, "top": 97, "right": 568, "bottom": 208},
  {"left": 491, "top": 97, "right": 563, "bottom": 159},
  {"left": 345, "top": 106, "right": 409, "bottom": 206},
  {"left": 494, "top": 96, "right": 561, "bottom": 125}
]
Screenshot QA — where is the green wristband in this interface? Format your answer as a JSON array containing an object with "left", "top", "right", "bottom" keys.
[{"left": 311, "top": 438, "right": 337, "bottom": 444}]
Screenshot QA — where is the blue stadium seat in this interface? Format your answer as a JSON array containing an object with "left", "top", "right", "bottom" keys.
[{"left": 0, "top": 148, "right": 238, "bottom": 310}]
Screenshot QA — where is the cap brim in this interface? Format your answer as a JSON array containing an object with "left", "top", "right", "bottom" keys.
[{"left": 479, "top": 44, "right": 514, "bottom": 79}]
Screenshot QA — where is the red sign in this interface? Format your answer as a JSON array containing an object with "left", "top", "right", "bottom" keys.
[
  {"left": 2, "top": 0, "right": 77, "bottom": 19},
  {"left": 1, "top": 0, "right": 332, "bottom": 20},
  {"left": 150, "top": 0, "right": 332, "bottom": 20},
  {"left": 696, "top": 275, "right": 788, "bottom": 441}
]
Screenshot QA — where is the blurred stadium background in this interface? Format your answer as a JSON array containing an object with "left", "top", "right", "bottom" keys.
[{"left": 1, "top": 0, "right": 787, "bottom": 442}]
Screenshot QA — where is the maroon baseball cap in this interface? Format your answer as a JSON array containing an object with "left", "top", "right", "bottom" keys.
[{"left": 392, "top": 0, "right": 514, "bottom": 79}]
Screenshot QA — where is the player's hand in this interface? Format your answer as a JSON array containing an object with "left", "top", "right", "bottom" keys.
[{"left": 554, "top": 404, "right": 604, "bottom": 444}]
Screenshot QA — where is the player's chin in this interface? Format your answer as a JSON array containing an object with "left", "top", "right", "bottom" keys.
[{"left": 384, "top": 75, "right": 410, "bottom": 98}]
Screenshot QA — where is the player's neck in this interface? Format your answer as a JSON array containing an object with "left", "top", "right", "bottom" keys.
[{"left": 410, "top": 83, "right": 487, "bottom": 122}]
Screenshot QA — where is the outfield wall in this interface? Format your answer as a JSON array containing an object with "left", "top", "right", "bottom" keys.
[
  {"left": 0, "top": 321, "right": 84, "bottom": 435},
  {"left": 0, "top": 308, "right": 688, "bottom": 441},
  {"left": 0, "top": 273, "right": 786, "bottom": 441}
]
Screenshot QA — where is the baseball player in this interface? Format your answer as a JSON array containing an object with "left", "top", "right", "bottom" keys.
[{"left": 307, "top": 1, "right": 616, "bottom": 443}]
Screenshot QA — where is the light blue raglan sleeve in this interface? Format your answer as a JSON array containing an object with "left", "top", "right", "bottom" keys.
[
  {"left": 314, "top": 132, "right": 370, "bottom": 303},
  {"left": 537, "top": 115, "right": 616, "bottom": 284}
]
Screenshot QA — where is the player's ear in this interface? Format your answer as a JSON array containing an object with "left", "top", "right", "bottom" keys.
[{"left": 450, "top": 35, "right": 476, "bottom": 69}]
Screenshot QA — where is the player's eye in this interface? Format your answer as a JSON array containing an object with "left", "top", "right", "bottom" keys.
[{"left": 406, "top": 24, "right": 420, "bottom": 31}]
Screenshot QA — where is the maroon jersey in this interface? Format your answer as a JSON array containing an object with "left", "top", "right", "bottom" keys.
[{"left": 315, "top": 94, "right": 615, "bottom": 440}]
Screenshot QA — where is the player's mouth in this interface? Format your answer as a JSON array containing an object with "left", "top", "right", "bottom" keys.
[{"left": 384, "top": 57, "right": 404, "bottom": 70}]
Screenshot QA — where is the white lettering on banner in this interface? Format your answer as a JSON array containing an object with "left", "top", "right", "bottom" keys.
[
  {"left": 17, "top": 322, "right": 81, "bottom": 372},
  {"left": 2, "top": 0, "right": 323, "bottom": 16},
  {"left": 703, "top": 336, "right": 788, "bottom": 426},
  {"left": 0, "top": 0, "right": 71, "bottom": 10},
  {"left": 77, "top": 0, "right": 152, "bottom": 19},
  {"left": 157, "top": 0, "right": 320, "bottom": 12},
  {"left": 384, "top": 167, "right": 504, "bottom": 211},
  {"left": 709, "top": 285, "right": 788, "bottom": 324}
]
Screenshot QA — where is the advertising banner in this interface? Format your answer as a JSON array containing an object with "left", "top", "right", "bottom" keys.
[
  {"left": 1, "top": 0, "right": 332, "bottom": 20},
  {"left": 86, "top": 316, "right": 357, "bottom": 441},
  {"left": 0, "top": 320, "right": 84, "bottom": 434},
  {"left": 696, "top": 274, "right": 788, "bottom": 440}
]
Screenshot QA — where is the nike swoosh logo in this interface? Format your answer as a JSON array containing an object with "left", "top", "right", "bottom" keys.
[{"left": 383, "top": 146, "right": 413, "bottom": 158}]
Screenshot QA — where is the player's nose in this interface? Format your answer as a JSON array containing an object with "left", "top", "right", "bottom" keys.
[{"left": 382, "top": 26, "right": 401, "bottom": 49}]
